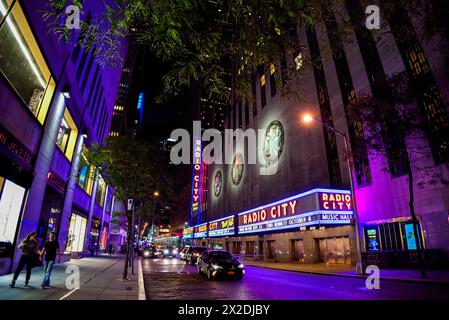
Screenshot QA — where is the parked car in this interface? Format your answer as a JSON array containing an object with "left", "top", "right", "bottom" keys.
[
  {"left": 142, "top": 246, "right": 162, "bottom": 259},
  {"left": 162, "top": 247, "right": 178, "bottom": 258},
  {"left": 185, "top": 246, "right": 208, "bottom": 265},
  {"left": 197, "top": 250, "right": 244, "bottom": 280}
]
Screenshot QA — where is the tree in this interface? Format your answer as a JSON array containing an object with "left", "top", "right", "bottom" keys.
[
  {"left": 43, "top": 0, "right": 346, "bottom": 102},
  {"left": 88, "top": 134, "right": 173, "bottom": 279},
  {"left": 347, "top": 71, "right": 449, "bottom": 277}
]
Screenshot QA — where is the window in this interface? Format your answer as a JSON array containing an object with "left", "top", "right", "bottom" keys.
[
  {"left": 269, "top": 63, "right": 277, "bottom": 97},
  {"left": 80, "top": 51, "right": 95, "bottom": 93},
  {"left": 0, "top": 0, "right": 55, "bottom": 125},
  {"left": 95, "top": 175, "right": 106, "bottom": 206},
  {"left": 65, "top": 213, "right": 87, "bottom": 253},
  {"left": 345, "top": 0, "right": 407, "bottom": 182},
  {"left": 251, "top": 74, "right": 257, "bottom": 117},
  {"left": 245, "top": 100, "right": 249, "bottom": 126},
  {"left": 259, "top": 66, "right": 267, "bottom": 108},
  {"left": 78, "top": 146, "right": 94, "bottom": 195},
  {"left": 386, "top": 3, "right": 449, "bottom": 164},
  {"left": 364, "top": 220, "right": 424, "bottom": 252},
  {"left": 56, "top": 108, "right": 78, "bottom": 160},
  {"left": 306, "top": 28, "right": 342, "bottom": 186},
  {"left": 238, "top": 99, "right": 242, "bottom": 128},
  {"left": 0, "top": 177, "right": 26, "bottom": 244}
]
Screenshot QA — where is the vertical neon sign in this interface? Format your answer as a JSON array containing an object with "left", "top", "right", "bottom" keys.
[
  {"left": 190, "top": 137, "right": 203, "bottom": 226},
  {"left": 137, "top": 92, "right": 144, "bottom": 123}
]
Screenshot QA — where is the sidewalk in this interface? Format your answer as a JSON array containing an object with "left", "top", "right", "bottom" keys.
[
  {"left": 244, "top": 261, "right": 449, "bottom": 285},
  {"left": 0, "top": 254, "right": 146, "bottom": 300}
]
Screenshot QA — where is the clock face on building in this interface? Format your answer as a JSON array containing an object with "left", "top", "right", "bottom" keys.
[
  {"left": 263, "top": 120, "right": 285, "bottom": 165},
  {"left": 214, "top": 171, "right": 222, "bottom": 197},
  {"left": 231, "top": 153, "right": 244, "bottom": 186}
]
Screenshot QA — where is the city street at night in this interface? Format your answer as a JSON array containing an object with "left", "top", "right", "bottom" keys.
[
  {"left": 142, "top": 258, "right": 449, "bottom": 300},
  {"left": 1, "top": 0, "right": 449, "bottom": 313}
]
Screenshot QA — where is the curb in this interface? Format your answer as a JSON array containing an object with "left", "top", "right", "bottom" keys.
[{"left": 245, "top": 263, "right": 449, "bottom": 287}]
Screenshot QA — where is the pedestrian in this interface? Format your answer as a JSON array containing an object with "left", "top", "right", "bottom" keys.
[
  {"left": 10, "top": 232, "right": 40, "bottom": 288},
  {"left": 108, "top": 243, "right": 113, "bottom": 256},
  {"left": 39, "top": 232, "right": 60, "bottom": 288},
  {"left": 112, "top": 244, "right": 115, "bottom": 254}
]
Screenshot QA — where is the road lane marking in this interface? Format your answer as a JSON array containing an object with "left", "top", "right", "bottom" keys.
[
  {"left": 59, "top": 288, "right": 78, "bottom": 300},
  {"left": 138, "top": 258, "right": 147, "bottom": 300}
]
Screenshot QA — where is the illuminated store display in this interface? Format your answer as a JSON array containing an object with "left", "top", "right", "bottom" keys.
[
  {"left": 65, "top": 213, "right": 87, "bottom": 252},
  {"left": 0, "top": 178, "right": 26, "bottom": 244}
]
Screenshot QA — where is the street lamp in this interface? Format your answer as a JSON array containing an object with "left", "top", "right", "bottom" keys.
[
  {"left": 153, "top": 191, "right": 160, "bottom": 197},
  {"left": 303, "top": 114, "right": 364, "bottom": 274}
]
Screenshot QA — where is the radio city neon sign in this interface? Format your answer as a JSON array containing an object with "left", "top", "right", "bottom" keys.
[
  {"left": 240, "top": 201, "right": 297, "bottom": 225},
  {"left": 191, "top": 138, "right": 202, "bottom": 216},
  {"left": 318, "top": 192, "right": 352, "bottom": 211},
  {"left": 238, "top": 188, "right": 353, "bottom": 234}
]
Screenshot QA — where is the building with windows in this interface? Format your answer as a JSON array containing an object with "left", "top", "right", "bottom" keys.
[
  {"left": 187, "top": 1, "right": 449, "bottom": 266},
  {"left": 0, "top": 0, "right": 125, "bottom": 274},
  {"left": 109, "top": 33, "right": 139, "bottom": 137}
]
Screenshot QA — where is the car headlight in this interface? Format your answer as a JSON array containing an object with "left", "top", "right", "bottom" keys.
[
  {"left": 211, "top": 264, "right": 223, "bottom": 270},
  {"left": 163, "top": 249, "right": 169, "bottom": 254},
  {"left": 143, "top": 251, "right": 150, "bottom": 256},
  {"left": 237, "top": 263, "right": 244, "bottom": 269}
]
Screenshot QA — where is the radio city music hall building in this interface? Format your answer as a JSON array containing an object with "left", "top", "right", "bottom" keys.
[{"left": 185, "top": 1, "right": 449, "bottom": 266}]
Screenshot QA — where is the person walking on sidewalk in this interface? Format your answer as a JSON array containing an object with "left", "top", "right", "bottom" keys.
[
  {"left": 10, "top": 232, "right": 40, "bottom": 288},
  {"left": 39, "top": 232, "right": 61, "bottom": 288}
]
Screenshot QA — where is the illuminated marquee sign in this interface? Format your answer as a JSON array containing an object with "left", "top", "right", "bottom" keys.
[
  {"left": 193, "top": 223, "right": 208, "bottom": 238},
  {"left": 238, "top": 188, "right": 353, "bottom": 235},
  {"left": 318, "top": 192, "right": 352, "bottom": 211},
  {"left": 183, "top": 227, "right": 194, "bottom": 239},
  {"left": 190, "top": 137, "right": 203, "bottom": 224},
  {"left": 208, "top": 215, "right": 235, "bottom": 237}
]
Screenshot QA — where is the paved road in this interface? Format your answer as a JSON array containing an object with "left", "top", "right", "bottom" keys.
[{"left": 142, "top": 257, "right": 449, "bottom": 300}]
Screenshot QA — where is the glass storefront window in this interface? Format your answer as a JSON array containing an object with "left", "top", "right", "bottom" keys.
[
  {"left": 56, "top": 108, "right": 78, "bottom": 160},
  {"left": 95, "top": 176, "right": 106, "bottom": 207},
  {"left": 78, "top": 146, "right": 94, "bottom": 195},
  {"left": 65, "top": 213, "right": 87, "bottom": 253},
  {"left": 364, "top": 220, "right": 424, "bottom": 252},
  {"left": 0, "top": 0, "right": 55, "bottom": 125},
  {"left": 0, "top": 177, "right": 26, "bottom": 243}
]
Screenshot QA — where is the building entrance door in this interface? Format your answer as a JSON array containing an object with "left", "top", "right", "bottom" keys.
[
  {"left": 267, "top": 240, "right": 275, "bottom": 261},
  {"left": 318, "top": 237, "right": 351, "bottom": 264},
  {"left": 290, "top": 239, "right": 304, "bottom": 263}
]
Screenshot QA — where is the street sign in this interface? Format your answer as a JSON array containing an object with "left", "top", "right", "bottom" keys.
[{"left": 127, "top": 199, "right": 133, "bottom": 211}]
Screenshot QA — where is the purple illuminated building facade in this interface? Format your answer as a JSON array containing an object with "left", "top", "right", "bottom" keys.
[
  {"left": 0, "top": 0, "right": 126, "bottom": 274},
  {"left": 193, "top": 1, "right": 449, "bottom": 266}
]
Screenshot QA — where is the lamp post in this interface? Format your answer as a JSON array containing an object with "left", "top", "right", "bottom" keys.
[{"left": 303, "top": 114, "right": 364, "bottom": 274}]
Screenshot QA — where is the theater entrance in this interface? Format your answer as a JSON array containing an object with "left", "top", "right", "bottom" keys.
[{"left": 318, "top": 236, "right": 351, "bottom": 264}]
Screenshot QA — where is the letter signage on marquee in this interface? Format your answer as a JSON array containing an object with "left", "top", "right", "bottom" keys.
[
  {"left": 208, "top": 215, "right": 235, "bottom": 237},
  {"left": 238, "top": 188, "right": 353, "bottom": 235},
  {"left": 183, "top": 227, "right": 194, "bottom": 239},
  {"left": 318, "top": 192, "right": 352, "bottom": 211},
  {"left": 193, "top": 223, "right": 208, "bottom": 238}
]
